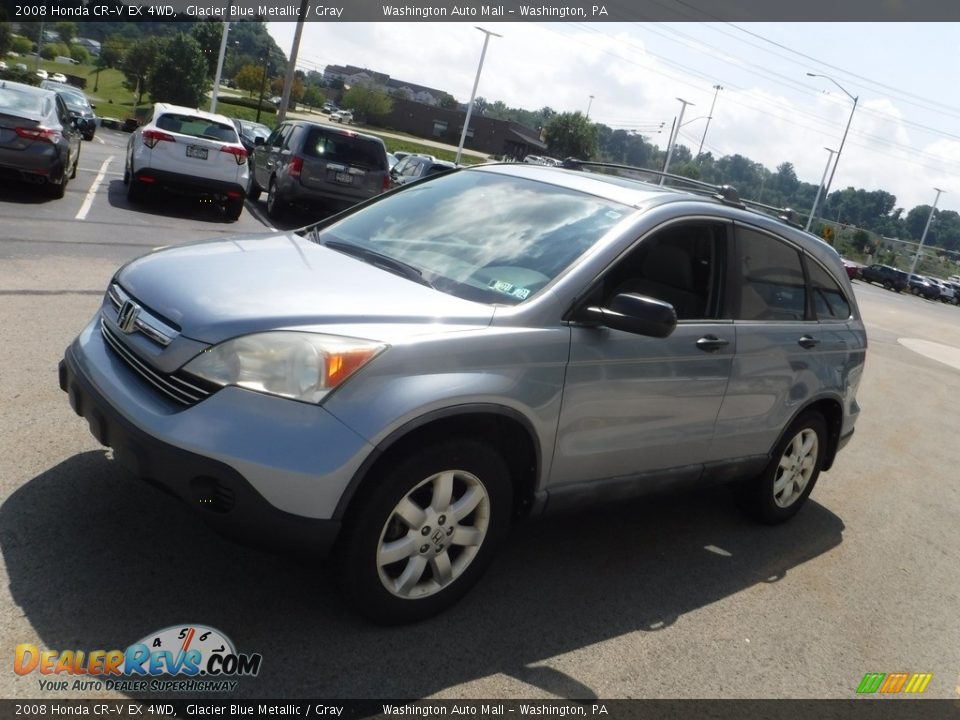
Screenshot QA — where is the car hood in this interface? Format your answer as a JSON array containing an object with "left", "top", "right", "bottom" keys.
[{"left": 115, "top": 233, "right": 495, "bottom": 344}]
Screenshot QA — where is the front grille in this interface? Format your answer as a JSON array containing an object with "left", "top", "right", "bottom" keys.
[{"left": 100, "top": 319, "right": 212, "bottom": 406}]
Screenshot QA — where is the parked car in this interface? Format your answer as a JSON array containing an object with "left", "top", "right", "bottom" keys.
[
  {"left": 124, "top": 102, "right": 248, "bottom": 220},
  {"left": 321, "top": 102, "right": 337, "bottom": 114},
  {"left": 860, "top": 264, "right": 908, "bottom": 292},
  {"left": 41, "top": 80, "right": 97, "bottom": 140},
  {"left": 59, "top": 162, "right": 866, "bottom": 623},
  {"left": 840, "top": 258, "right": 862, "bottom": 280},
  {"left": 927, "top": 277, "right": 955, "bottom": 303},
  {"left": 14, "top": 63, "right": 28, "bottom": 73},
  {"left": 945, "top": 281, "right": 960, "bottom": 304},
  {"left": 35, "top": 69, "right": 48, "bottom": 80},
  {"left": 230, "top": 118, "right": 271, "bottom": 156},
  {"left": 249, "top": 120, "right": 389, "bottom": 218},
  {"left": 331, "top": 110, "right": 353, "bottom": 124},
  {"left": 908, "top": 273, "right": 939, "bottom": 300},
  {"left": 0, "top": 79, "right": 85, "bottom": 197},
  {"left": 0, "top": 61, "right": 7, "bottom": 72},
  {"left": 50, "top": 72, "right": 68, "bottom": 83},
  {"left": 386, "top": 152, "right": 399, "bottom": 169},
  {"left": 389, "top": 154, "right": 456, "bottom": 187}
]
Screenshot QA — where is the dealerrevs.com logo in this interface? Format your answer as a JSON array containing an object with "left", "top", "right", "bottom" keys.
[{"left": 15, "top": 625, "right": 262, "bottom": 693}]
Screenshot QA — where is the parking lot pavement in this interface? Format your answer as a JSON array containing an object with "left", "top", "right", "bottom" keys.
[{"left": 1, "top": 166, "right": 959, "bottom": 701}]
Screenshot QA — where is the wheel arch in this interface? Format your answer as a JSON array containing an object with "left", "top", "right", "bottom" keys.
[
  {"left": 333, "top": 404, "right": 542, "bottom": 523},
  {"left": 773, "top": 395, "right": 845, "bottom": 472}
]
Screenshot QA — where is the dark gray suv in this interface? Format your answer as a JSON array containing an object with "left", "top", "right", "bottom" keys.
[
  {"left": 249, "top": 120, "right": 390, "bottom": 219},
  {"left": 60, "top": 162, "right": 866, "bottom": 623}
]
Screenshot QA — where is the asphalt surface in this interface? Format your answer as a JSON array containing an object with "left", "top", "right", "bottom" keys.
[{"left": 1, "top": 133, "right": 959, "bottom": 701}]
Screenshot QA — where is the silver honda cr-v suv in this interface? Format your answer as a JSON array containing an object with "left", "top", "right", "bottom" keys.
[{"left": 60, "top": 162, "right": 867, "bottom": 623}]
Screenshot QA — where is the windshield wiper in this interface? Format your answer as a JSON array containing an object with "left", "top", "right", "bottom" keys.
[{"left": 323, "top": 240, "right": 434, "bottom": 289}]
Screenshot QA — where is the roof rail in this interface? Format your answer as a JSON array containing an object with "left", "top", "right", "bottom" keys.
[
  {"left": 561, "top": 158, "right": 744, "bottom": 208},
  {"left": 561, "top": 158, "right": 810, "bottom": 230}
]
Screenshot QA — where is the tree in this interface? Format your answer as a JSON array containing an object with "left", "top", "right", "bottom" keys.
[
  {"left": 99, "top": 37, "right": 124, "bottom": 69},
  {"left": 191, "top": 20, "right": 225, "bottom": 77},
  {"left": 70, "top": 45, "right": 90, "bottom": 65},
  {"left": 40, "top": 43, "right": 70, "bottom": 60},
  {"left": 544, "top": 112, "right": 599, "bottom": 159},
  {"left": 438, "top": 94, "right": 458, "bottom": 110},
  {"left": 122, "top": 38, "right": 161, "bottom": 107},
  {"left": 235, "top": 64, "right": 265, "bottom": 97},
  {"left": 53, "top": 21, "right": 77, "bottom": 44},
  {"left": 11, "top": 36, "right": 33, "bottom": 55},
  {"left": 0, "top": 13, "right": 12, "bottom": 58},
  {"left": 302, "top": 85, "right": 325, "bottom": 109},
  {"left": 341, "top": 85, "right": 393, "bottom": 120},
  {"left": 148, "top": 34, "right": 208, "bottom": 108}
]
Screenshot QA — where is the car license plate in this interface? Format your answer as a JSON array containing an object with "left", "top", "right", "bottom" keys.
[
  {"left": 334, "top": 172, "right": 353, "bottom": 185},
  {"left": 186, "top": 145, "right": 208, "bottom": 160}
]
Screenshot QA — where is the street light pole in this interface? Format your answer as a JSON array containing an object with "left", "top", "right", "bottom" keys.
[
  {"left": 255, "top": 47, "right": 270, "bottom": 124},
  {"left": 455, "top": 27, "right": 502, "bottom": 166},
  {"left": 586, "top": 95, "right": 594, "bottom": 120},
  {"left": 806, "top": 72, "right": 859, "bottom": 224},
  {"left": 696, "top": 84, "right": 722, "bottom": 159},
  {"left": 661, "top": 97, "right": 694, "bottom": 184},
  {"left": 209, "top": 7, "right": 232, "bottom": 113},
  {"left": 909, "top": 188, "right": 945, "bottom": 276},
  {"left": 805, "top": 147, "right": 838, "bottom": 232}
]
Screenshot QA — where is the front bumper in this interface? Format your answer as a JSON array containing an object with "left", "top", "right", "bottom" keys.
[{"left": 59, "top": 318, "right": 374, "bottom": 554}]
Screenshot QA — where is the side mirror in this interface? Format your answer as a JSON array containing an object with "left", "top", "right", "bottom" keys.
[
  {"left": 90, "top": 103, "right": 97, "bottom": 110},
  {"left": 254, "top": 136, "right": 265, "bottom": 146},
  {"left": 581, "top": 293, "right": 677, "bottom": 338}
]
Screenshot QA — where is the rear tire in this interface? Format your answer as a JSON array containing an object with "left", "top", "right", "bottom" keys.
[
  {"left": 736, "top": 411, "right": 827, "bottom": 525},
  {"left": 224, "top": 197, "right": 244, "bottom": 221},
  {"left": 337, "top": 439, "right": 513, "bottom": 624},
  {"left": 266, "top": 177, "right": 285, "bottom": 220},
  {"left": 247, "top": 173, "right": 261, "bottom": 201}
]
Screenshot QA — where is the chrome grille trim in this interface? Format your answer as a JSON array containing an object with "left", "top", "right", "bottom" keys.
[
  {"left": 106, "top": 283, "right": 177, "bottom": 347},
  {"left": 100, "top": 319, "right": 211, "bottom": 406}
]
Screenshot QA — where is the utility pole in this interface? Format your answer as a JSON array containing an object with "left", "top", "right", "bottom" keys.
[
  {"left": 661, "top": 97, "right": 693, "bottom": 184},
  {"left": 277, "top": 0, "right": 309, "bottom": 124},
  {"left": 586, "top": 95, "right": 594, "bottom": 120},
  {"left": 696, "top": 84, "right": 722, "bottom": 159},
  {"left": 209, "top": 6, "right": 232, "bottom": 113},
  {"left": 806, "top": 73, "right": 859, "bottom": 224},
  {"left": 256, "top": 47, "right": 269, "bottom": 124},
  {"left": 909, "top": 188, "right": 945, "bottom": 276}
]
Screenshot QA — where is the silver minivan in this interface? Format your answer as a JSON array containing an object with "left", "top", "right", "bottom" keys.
[{"left": 60, "top": 163, "right": 866, "bottom": 623}]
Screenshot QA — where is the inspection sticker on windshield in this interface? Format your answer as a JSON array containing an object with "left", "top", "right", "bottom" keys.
[{"left": 489, "top": 279, "right": 530, "bottom": 300}]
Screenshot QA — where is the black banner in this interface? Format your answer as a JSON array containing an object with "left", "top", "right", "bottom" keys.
[
  {"left": 3, "top": 0, "right": 960, "bottom": 22},
  {"left": 2, "top": 700, "right": 960, "bottom": 720}
]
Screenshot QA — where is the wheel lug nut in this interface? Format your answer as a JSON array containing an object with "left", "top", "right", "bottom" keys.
[
  {"left": 420, "top": 544, "right": 429, "bottom": 554},
  {"left": 446, "top": 527, "right": 454, "bottom": 536},
  {"left": 437, "top": 515, "right": 446, "bottom": 525},
  {"left": 421, "top": 526, "right": 430, "bottom": 536},
  {"left": 436, "top": 544, "right": 444, "bottom": 551}
]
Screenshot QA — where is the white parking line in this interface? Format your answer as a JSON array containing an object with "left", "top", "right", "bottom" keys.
[{"left": 75, "top": 156, "right": 114, "bottom": 221}]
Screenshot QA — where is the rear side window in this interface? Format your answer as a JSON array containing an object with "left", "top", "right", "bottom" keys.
[
  {"left": 735, "top": 226, "right": 807, "bottom": 321},
  {"left": 807, "top": 260, "right": 851, "bottom": 320},
  {"left": 303, "top": 127, "right": 385, "bottom": 170}
]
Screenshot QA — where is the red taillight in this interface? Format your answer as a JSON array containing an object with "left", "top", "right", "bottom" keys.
[
  {"left": 382, "top": 174, "right": 391, "bottom": 191},
  {"left": 220, "top": 144, "right": 248, "bottom": 165},
  {"left": 16, "top": 127, "right": 61, "bottom": 144},
  {"left": 142, "top": 129, "right": 175, "bottom": 148},
  {"left": 288, "top": 155, "right": 304, "bottom": 179}
]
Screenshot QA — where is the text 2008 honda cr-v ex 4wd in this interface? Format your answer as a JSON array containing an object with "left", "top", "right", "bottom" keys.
[{"left": 60, "top": 162, "right": 866, "bottom": 624}]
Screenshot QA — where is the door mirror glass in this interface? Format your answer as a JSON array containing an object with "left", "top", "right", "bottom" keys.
[{"left": 583, "top": 293, "right": 678, "bottom": 338}]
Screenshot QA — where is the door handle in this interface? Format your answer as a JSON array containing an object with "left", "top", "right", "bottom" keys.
[
  {"left": 798, "top": 335, "right": 820, "bottom": 349},
  {"left": 696, "top": 335, "right": 730, "bottom": 352}
]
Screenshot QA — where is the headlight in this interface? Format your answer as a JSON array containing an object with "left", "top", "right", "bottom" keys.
[{"left": 182, "top": 332, "right": 387, "bottom": 404}]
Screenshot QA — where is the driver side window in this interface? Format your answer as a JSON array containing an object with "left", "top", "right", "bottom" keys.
[{"left": 600, "top": 221, "right": 728, "bottom": 321}]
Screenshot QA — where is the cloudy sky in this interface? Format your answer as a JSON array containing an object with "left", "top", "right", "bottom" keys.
[{"left": 266, "top": 22, "right": 960, "bottom": 214}]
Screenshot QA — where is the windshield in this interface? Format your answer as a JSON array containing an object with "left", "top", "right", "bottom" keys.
[
  {"left": 312, "top": 170, "right": 630, "bottom": 305},
  {"left": 239, "top": 121, "right": 271, "bottom": 141}
]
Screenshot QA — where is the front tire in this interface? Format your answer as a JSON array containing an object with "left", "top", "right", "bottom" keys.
[
  {"left": 338, "top": 439, "right": 513, "bottom": 624},
  {"left": 224, "top": 197, "right": 244, "bottom": 221},
  {"left": 247, "top": 172, "right": 261, "bottom": 201},
  {"left": 737, "top": 411, "right": 827, "bottom": 525}
]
